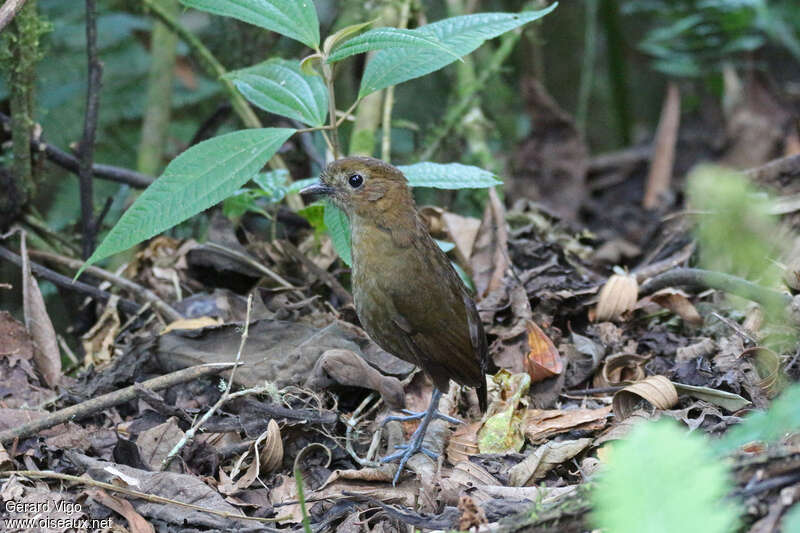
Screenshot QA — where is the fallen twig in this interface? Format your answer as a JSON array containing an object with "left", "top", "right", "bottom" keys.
[
  {"left": 0, "top": 244, "right": 142, "bottom": 316},
  {"left": 29, "top": 249, "right": 183, "bottom": 322},
  {"left": 0, "top": 112, "right": 154, "bottom": 188},
  {"left": 161, "top": 295, "right": 253, "bottom": 470},
  {"left": 0, "top": 363, "right": 237, "bottom": 443}
]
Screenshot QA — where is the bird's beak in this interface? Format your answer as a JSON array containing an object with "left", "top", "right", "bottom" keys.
[{"left": 299, "top": 181, "right": 335, "bottom": 200}]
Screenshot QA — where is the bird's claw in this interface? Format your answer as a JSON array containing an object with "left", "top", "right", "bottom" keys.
[
  {"left": 382, "top": 409, "right": 462, "bottom": 426},
  {"left": 380, "top": 389, "right": 461, "bottom": 485}
]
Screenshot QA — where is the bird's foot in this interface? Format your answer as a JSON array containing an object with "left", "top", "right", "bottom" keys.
[{"left": 380, "top": 389, "right": 460, "bottom": 485}]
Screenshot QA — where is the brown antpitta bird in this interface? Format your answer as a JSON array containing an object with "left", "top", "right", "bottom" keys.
[{"left": 301, "top": 156, "right": 488, "bottom": 483}]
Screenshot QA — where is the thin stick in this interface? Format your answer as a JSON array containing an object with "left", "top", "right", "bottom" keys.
[
  {"left": 0, "top": 470, "right": 282, "bottom": 523},
  {"left": 160, "top": 295, "right": 253, "bottom": 469},
  {"left": 202, "top": 242, "right": 296, "bottom": 290},
  {"left": 0, "top": 363, "right": 238, "bottom": 443},
  {"left": 29, "top": 249, "right": 182, "bottom": 322},
  {"left": 320, "top": 60, "right": 340, "bottom": 158},
  {"left": 0, "top": 245, "right": 143, "bottom": 316},
  {"left": 78, "top": 0, "right": 102, "bottom": 259}
]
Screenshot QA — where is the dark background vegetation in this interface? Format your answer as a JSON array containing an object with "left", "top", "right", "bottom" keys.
[{"left": 1, "top": 0, "right": 800, "bottom": 333}]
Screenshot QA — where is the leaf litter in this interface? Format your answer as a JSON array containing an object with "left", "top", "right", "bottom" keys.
[{"left": 3, "top": 86, "right": 800, "bottom": 533}]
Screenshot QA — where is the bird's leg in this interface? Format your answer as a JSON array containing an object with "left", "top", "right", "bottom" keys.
[{"left": 380, "top": 388, "right": 460, "bottom": 484}]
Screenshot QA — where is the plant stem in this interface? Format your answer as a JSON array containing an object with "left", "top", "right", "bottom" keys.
[
  {"left": 420, "top": 28, "right": 521, "bottom": 161},
  {"left": 321, "top": 61, "right": 340, "bottom": 159},
  {"left": 78, "top": 0, "right": 102, "bottom": 259},
  {"left": 141, "top": 0, "right": 260, "bottom": 130},
  {"left": 139, "top": 0, "right": 293, "bottom": 203},
  {"left": 1, "top": 0, "right": 42, "bottom": 227},
  {"left": 137, "top": 0, "right": 179, "bottom": 176},
  {"left": 600, "top": 0, "right": 631, "bottom": 146},
  {"left": 380, "top": 0, "right": 412, "bottom": 162}
]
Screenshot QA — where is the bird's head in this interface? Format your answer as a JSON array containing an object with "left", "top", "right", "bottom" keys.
[{"left": 300, "top": 157, "right": 415, "bottom": 221}]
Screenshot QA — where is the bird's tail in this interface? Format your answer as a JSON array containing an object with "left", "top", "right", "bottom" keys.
[{"left": 477, "top": 378, "right": 488, "bottom": 413}]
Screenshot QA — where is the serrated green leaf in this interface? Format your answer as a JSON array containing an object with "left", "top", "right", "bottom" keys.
[
  {"left": 327, "top": 27, "right": 461, "bottom": 64},
  {"left": 323, "top": 18, "right": 378, "bottom": 56},
  {"left": 179, "top": 0, "right": 319, "bottom": 49},
  {"left": 398, "top": 162, "right": 501, "bottom": 189},
  {"left": 225, "top": 59, "right": 328, "bottom": 126},
  {"left": 592, "top": 420, "right": 740, "bottom": 533},
  {"left": 324, "top": 204, "right": 352, "bottom": 266},
  {"left": 83, "top": 128, "right": 295, "bottom": 272},
  {"left": 358, "top": 4, "right": 558, "bottom": 98},
  {"left": 714, "top": 384, "right": 800, "bottom": 455}
]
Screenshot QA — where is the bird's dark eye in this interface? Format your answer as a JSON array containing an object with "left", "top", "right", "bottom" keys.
[{"left": 348, "top": 174, "right": 364, "bottom": 188}]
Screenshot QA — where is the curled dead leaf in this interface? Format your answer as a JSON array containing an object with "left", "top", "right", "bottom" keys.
[
  {"left": 594, "top": 274, "right": 638, "bottom": 322},
  {"left": 741, "top": 346, "right": 781, "bottom": 397},
  {"left": 524, "top": 321, "right": 563, "bottom": 383},
  {"left": 612, "top": 375, "right": 678, "bottom": 419},
  {"left": 593, "top": 353, "right": 648, "bottom": 388},
  {"left": 259, "top": 419, "right": 283, "bottom": 474}
]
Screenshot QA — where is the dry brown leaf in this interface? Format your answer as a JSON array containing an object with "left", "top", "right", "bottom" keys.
[
  {"left": 160, "top": 316, "right": 223, "bottom": 334},
  {"left": 136, "top": 417, "right": 185, "bottom": 471},
  {"left": 595, "top": 409, "right": 660, "bottom": 447},
  {"left": 458, "top": 494, "right": 488, "bottom": 531},
  {"left": 20, "top": 238, "right": 60, "bottom": 387},
  {"left": 306, "top": 348, "right": 405, "bottom": 409},
  {"left": 612, "top": 375, "right": 678, "bottom": 419},
  {"left": 81, "top": 296, "right": 121, "bottom": 369},
  {"left": 508, "top": 438, "right": 593, "bottom": 486},
  {"left": 258, "top": 419, "right": 283, "bottom": 474},
  {"left": 90, "top": 488, "right": 155, "bottom": 533},
  {"left": 524, "top": 321, "right": 563, "bottom": 383},
  {"left": 470, "top": 187, "right": 509, "bottom": 299},
  {"left": 650, "top": 289, "right": 703, "bottom": 326},
  {"left": 523, "top": 406, "right": 611, "bottom": 443},
  {"left": 593, "top": 353, "right": 648, "bottom": 388},
  {"left": 593, "top": 274, "right": 638, "bottom": 322},
  {"left": 446, "top": 422, "right": 481, "bottom": 464}
]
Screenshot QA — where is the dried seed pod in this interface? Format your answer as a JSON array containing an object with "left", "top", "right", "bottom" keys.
[
  {"left": 259, "top": 419, "right": 283, "bottom": 474},
  {"left": 594, "top": 274, "right": 639, "bottom": 322}
]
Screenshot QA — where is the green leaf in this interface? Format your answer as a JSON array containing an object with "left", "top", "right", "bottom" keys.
[
  {"left": 672, "top": 382, "right": 751, "bottom": 412},
  {"left": 287, "top": 177, "right": 319, "bottom": 195},
  {"left": 179, "top": 0, "right": 320, "bottom": 49},
  {"left": 592, "top": 420, "right": 740, "bottom": 533},
  {"left": 322, "top": 18, "right": 378, "bottom": 55},
  {"left": 358, "top": 4, "right": 558, "bottom": 98},
  {"left": 324, "top": 204, "right": 352, "bottom": 266},
  {"left": 297, "top": 203, "right": 325, "bottom": 238},
  {"left": 714, "top": 384, "right": 800, "bottom": 456},
  {"left": 83, "top": 128, "right": 295, "bottom": 271},
  {"left": 253, "top": 169, "right": 289, "bottom": 199},
  {"left": 327, "top": 27, "right": 460, "bottom": 64},
  {"left": 225, "top": 59, "right": 327, "bottom": 127},
  {"left": 398, "top": 162, "right": 501, "bottom": 189}
]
